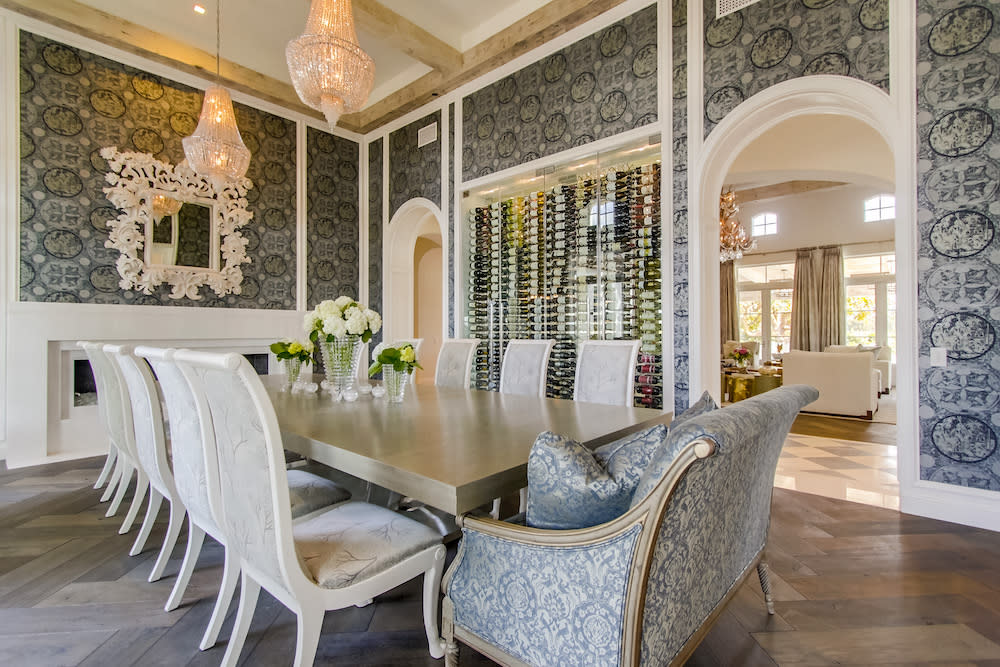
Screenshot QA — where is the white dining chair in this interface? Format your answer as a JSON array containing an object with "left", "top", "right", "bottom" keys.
[
  {"left": 137, "top": 346, "right": 351, "bottom": 652},
  {"left": 573, "top": 339, "right": 641, "bottom": 406},
  {"left": 499, "top": 339, "right": 555, "bottom": 397},
  {"left": 108, "top": 345, "right": 185, "bottom": 579},
  {"left": 77, "top": 341, "right": 120, "bottom": 499},
  {"left": 173, "top": 349, "right": 446, "bottom": 667},
  {"left": 434, "top": 338, "right": 480, "bottom": 389},
  {"left": 392, "top": 338, "right": 423, "bottom": 385},
  {"left": 81, "top": 343, "right": 148, "bottom": 533}
]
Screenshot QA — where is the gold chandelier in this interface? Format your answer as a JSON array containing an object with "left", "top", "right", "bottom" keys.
[
  {"left": 719, "top": 189, "right": 755, "bottom": 262},
  {"left": 182, "top": 0, "right": 251, "bottom": 180},
  {"left": 286, "top": 0, "right": 375, "bottom": 129}
]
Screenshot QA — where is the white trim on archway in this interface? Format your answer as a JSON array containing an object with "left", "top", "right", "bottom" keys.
[
  {"left": 688, "top": 74, "right": 917, "bottom": 515},
  {"left": 384, "top": 198, "right": 448, "bottom": 346}
]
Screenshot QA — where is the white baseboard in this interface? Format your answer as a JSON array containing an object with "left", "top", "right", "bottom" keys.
[
  {"left": 2, "top": 447, "right": 106, "bottom": 470},
  {"left": 901, "top": 481, "right": 1000, "bottom": 533}
]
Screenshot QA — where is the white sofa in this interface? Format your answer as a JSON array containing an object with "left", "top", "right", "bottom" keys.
[
  {"left": 782, "top": 350, "right": 879, "bottom": 419},
  {"left": 824, "top": 344, "right": 892, "bottom": 394}
]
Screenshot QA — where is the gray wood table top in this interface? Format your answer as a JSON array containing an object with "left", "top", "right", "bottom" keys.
[{"left": 263, "top": 377, "right": 672, "bottom": 515}]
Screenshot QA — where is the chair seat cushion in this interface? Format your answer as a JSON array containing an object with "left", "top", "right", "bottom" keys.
[
  {"left": 525, "top": 424, "right": 667, "bottom": 530},
  {"left": 294, "top": 501, "right": 441, "bottom": 589},
  {"left": 287, "top": 469, "right": 351, "bottom": 518}
]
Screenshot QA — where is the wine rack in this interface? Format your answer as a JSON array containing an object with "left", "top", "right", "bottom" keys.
[{"left": 465, "top": 160, "right": 663, "bottom": 409}]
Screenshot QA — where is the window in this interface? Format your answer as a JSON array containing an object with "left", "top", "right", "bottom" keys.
[
  {"left": 736, "top": 261, "right": 794, "bottom": 360},
  {"left": 864, "top": 195, "right": 895, "bottom": 222},
  {"left": 844, "top": 252, "right": 897, "bottom": 359},
  {"left": 751, "top": 212, "right": 777, "bottom": 236}
]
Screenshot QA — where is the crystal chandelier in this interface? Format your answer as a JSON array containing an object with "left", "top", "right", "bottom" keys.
[
  {"left": 286, "top": 0, "right": 375, "bottom": 129},
  {"left": 719, "top": 189, "right": 756, "bottom": 262},
  {"left": 151, "top": 194, "right": 182, "bottom": 220},
  {"left": 182, "top": 0, "right": 251, "bottom": 180}
]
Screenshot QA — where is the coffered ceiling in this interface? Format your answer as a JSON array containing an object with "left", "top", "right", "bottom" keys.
[{"left": 3, "top": 0, "right": 629, "bottom": 133}]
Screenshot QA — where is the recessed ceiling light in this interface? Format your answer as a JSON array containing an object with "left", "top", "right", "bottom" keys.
[{"left": 193, "top": 4, "right": 206, "bottom": 14}]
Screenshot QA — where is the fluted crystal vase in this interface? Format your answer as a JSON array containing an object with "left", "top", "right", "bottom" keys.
[
  {"left": 279, "top": 357, "right": 303, "bottom": 392},
  {"left": 382, "top": 368, "right": 410, "bottom": 403},
  {"left": 321, "top": 335, "right": 362, "bottom": 401}
]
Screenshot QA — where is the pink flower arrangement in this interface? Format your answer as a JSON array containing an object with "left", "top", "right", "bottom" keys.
[{"left": 730, "top": 346, "right": 752, "bottom": 365}]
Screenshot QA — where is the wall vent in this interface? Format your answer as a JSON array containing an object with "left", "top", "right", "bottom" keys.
[
  {"left": 417, "top": 122, "right": 438, "bottom": 148},
  {"left": 717, "top": 0, "right": 759, "bottom": 18}
]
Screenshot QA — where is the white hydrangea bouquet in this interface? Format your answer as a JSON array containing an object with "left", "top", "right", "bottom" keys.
[
  {"left": 304, "top": 296, "right": 381, "bottom": 400},
  {"left": 304, "top": 295, "right": 381, "bottom": 345}
]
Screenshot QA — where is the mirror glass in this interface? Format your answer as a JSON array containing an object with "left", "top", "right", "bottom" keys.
[{"left": 147, "top": 195, "right": 214, "bottom": 269}]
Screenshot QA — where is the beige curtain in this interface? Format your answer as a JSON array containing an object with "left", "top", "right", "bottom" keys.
[
  {"left": 791, "top": 246, "right": 844, "bottom": 351},
  {"left": 720, "top": 261, "right": 739, "bottom": 345}
]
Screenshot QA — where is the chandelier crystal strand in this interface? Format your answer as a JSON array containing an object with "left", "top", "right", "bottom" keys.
[
  {"left": 719, "top": 189, "right": 755, "bottom": 262},
  {"left": 286, "top": 0, "right": 375, "bottom": 129},
  {"left": 182, "top": 0, "right": 251, "bottom": 180}
]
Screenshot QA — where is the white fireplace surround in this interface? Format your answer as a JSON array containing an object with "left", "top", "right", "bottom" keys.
[{"left": 4, "top": 301, "right": 303, "bottom": 468}]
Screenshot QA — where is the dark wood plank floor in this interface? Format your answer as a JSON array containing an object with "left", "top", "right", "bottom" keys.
[
  {"left": 2, "top": 456, "right": 1000, "bottom": 666},
  {"left": 790, "top": 412, "right": 897, "bottom": 446}
]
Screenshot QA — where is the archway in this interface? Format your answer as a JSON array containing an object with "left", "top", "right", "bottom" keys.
[
  {"left": 384, "top": 198, "right": 448, "bottom": 379},
  {"left": 689, "top": 75, "right": 915, "bottom": 496}
]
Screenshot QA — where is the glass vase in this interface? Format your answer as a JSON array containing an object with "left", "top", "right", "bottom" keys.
[
  {"left": 321, "top": 335, "right": 362, "bottom": 401},
  {"left": 279, "top": 357, "right": 303, "bottom": 392},
  {"left": 382, "top": 367, "right": 410, "bottom": 403}
]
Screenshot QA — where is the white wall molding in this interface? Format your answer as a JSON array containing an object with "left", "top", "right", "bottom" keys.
[
  {"left": 904, "top": 481, "right": 1000, "bottom": 533},
  {"left": 0, "top": 12, "right": 13, "bottom": 451}
]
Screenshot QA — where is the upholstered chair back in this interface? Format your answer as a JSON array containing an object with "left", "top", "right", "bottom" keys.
[
  {"left": 109, "top": 346, "right": 176, "bottom": 500},
  {"left": 138, "top": 347, "right": 220, "bottom": 534},
  {"left": 86, "top": 344, "right": 135, "bottom": 459},
  {"left": 174, "top": 349, "right": 302, "bottom": 595},
  {"left": 499, "top": 339, "right": 555, "bottom": 397},
  {"left": 631, "top": 385, "right": 818, "bottom": 665},
  {"left": 573, "top": 339, "right": 641, "bottom": 406},
  {"left": 435, "top": 339, "right": 480, "bottom": 389}
]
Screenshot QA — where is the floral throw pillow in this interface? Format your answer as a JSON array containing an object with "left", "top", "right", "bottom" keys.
[{"left": 526, "top": 424, "right": 668, "bottom": 530}]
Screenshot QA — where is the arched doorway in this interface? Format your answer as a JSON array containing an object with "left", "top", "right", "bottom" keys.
[
  {"left": 689, "top": 75, "right": 916, "bottom": 501},
  {"left": 384, "top": 198, "right": 447, "bottom": 383}
]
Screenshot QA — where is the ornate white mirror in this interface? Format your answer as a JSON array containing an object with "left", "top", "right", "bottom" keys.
[{"left": 100, "top": 147, "right": 253, "bottom": 300}]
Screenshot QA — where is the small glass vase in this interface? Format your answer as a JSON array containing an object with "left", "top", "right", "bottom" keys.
[
  {"left": 320, "top": 335, "right": 362, "bottom": 401},
  {"left": 382, "top": 367, "right": 410, "bottom": 403},
  {"left": 279, "top": 357, "right": 303, "bottom": 392}
]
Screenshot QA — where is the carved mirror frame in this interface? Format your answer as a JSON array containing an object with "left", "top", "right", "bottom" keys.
[{"left": 100, "top": 146, "right": 253, "bottom": 300}]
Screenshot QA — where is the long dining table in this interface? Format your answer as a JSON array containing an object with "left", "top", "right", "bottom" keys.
[{"left": 264, "top": 377, "right": 672, "bottom": 516}]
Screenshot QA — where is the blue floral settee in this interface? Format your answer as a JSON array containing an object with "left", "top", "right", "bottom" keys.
[{"left": 441, "top": 384, "right": 818, "bottom": 666}]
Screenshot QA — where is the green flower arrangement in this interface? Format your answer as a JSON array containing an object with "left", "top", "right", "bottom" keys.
[
  {"left": 368, "top": 342, "right": 422, "bottom": 376},
  {"left": 270, "top": 338, "right": 314, "bottom": 363}
]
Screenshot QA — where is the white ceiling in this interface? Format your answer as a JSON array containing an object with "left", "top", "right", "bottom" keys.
[{"left": 75, "top": 0, "right": 551, "bottom": 107}]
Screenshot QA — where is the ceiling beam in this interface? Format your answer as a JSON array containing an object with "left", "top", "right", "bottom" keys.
[
  {"left": 0, "top": 0, "right": 333, "bottom": 126},
  {"left": 734, "top": 180, "right": 849, "bottom": 204},
  {"left": 352, "top": 0, "right": 463, "bottom": 74},
  {"left": 348, "top": 0, "right": 628, "bottom": 133}
]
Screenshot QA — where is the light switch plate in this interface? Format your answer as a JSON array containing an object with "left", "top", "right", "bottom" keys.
[{"left": 930, "top": 347, "right": 947, "bottom": 367}]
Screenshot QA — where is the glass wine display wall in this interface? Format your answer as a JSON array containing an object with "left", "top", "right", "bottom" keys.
[{"left": 465, "top": 160, "right": 662, "bottom": 409}]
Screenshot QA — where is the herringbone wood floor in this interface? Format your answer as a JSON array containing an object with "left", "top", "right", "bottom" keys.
[{"left": 2, "top": 455, "right": 1000, "bottom": 666}]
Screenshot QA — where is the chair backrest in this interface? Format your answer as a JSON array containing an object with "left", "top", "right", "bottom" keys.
[
  {"left": 435, "top": 339, "right": 480, "bottom": 389},
  {"left": 137, "top": 346, "right": 222, "bottom": 535},
  {"left": 573, "top": 339, "right": 640, "bottom": 406},
  {"left": 108, "top": 345, "right": 176, "bottom": 499},
  {"left": 78, "top": 341, "right": 109, "bottom": 434},
  {"left": 173, "top": 349, "right": 302, "bottom": 594},
  {"left": 499, "top": 339, "right": 554, "bottom": 397},
  {"left": 633, "top": 385, "right": 818, "bottom": 665},
  {"left": 83, "top": 342, "right": 136, "bottom": 459}
]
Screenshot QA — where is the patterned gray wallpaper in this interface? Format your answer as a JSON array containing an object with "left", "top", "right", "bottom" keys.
[
  {"left": 19, "top": 31, "right": 297, "bottom": 308},
  {"left": 702, "top": 0, "right": 890, "bottom": 137},
  {"left": 368, "top": 138, "right": 384, "bottom": 349},
  {"left": 448, "top": 103, "right": 456, "bottom": 337},
  {"left": 917, "top": 0, "right": 1000, "bottom": 492},
  {"left": 673, "top": 0, "right": 690, "bottom": 414},
  {"left": 389, "top": 110, "right": 442, "bottom": 217},
  {"left": 461, "top": 4, "right": 658, "bottom": 181},
  {"left": 306, "top": 127, "right": 360, "bottom": 307}
]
